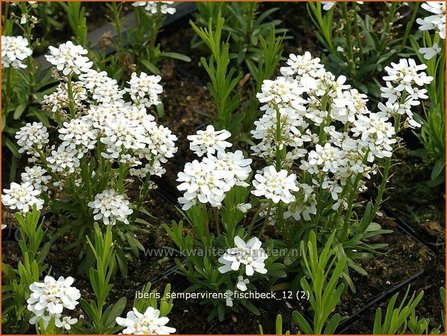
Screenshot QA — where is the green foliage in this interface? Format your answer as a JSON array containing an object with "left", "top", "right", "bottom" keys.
[
  {"left": 372, "top": 287, "right": 424, "bottom": 334},
  {"left": 60, "top": 2, "right": 87, "bottom": 47},
  {"left": 164, "top": 189, "right": 285, "bottom": 321},
  {"left": 75, "top": 224, "right": 127, "bottom": 334},
  {"left": 410, "top": 32, "right": 445, "bottom": 187},
  {"left": 132, "top": 282, "right": 174, "bottom": 317},
  {"left": 191, "top": 12, "right": 242, "bottom": 134},
  {"left": 192, "top": 3, "right": 288, "bottom": 136},
  {"left": 93, "top": 2, "right": 191, "bottom": 86},
  {"left": 2, "top": 207, "right": 47, "bottom": 334},
  {"left": 293, "top": 231, "right": 347, "bottom": 334},
  {"left": 308, "top": 2, "right": 420, "bottom": 98},
  {"left": 194, "top": 2, "right": 287, "bottom": 76}
]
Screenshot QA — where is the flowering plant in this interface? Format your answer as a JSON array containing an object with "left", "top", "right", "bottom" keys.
[
  {"left": 1, "top": 2, "right": 55, "bottom": 182},
  {"left": 2, "top": 207, "right": 49, "bottom": 333},
  {"left": 307, "top": 2, "right": 424, "bottom": 98},
  {"left": 2, "top": 40, "right": 178, "bottom": 274},
  {"left": 165, "top": 49, "right": 432, "bottom": 318},
  {"left": 409, "top": 2, "right": 446, "bottom": 186},
  {"left": 95, "top": 1, "right": 190, "bottom": 84},
  {"left": 165, "top": 127, "right": 286, "bottom": 320},
  {"left": 116, "top": 282, "right": 175, "bottom": 335}
]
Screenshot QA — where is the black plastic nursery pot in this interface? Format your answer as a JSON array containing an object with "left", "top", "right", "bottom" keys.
[{"left": 2, "top": 2, "right": 445, "bottom": 335}]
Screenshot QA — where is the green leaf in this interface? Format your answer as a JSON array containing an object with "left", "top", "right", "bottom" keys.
[
  {"left": 241, "top": 299, "right": 260, "bottom": 315},
  {"left": 105, "top": 297, "right": 127, "bottom": 327},
  {"left": 141, "top": 59, "right": 161, "bottom": 75},
  {"left": 161, "top": 52, "right": 192, "bottom": 62},
  {"left": 292, "top": 311, "right": 313, "bottom": 334},
  {"left": 431, "top": 158, "right": 445, "bottom": 181},
  {"left": 13, "top": 104, "right": 27, "bottom": 120}
]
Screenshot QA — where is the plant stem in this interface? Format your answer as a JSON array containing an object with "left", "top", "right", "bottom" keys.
[
  {"left": 369, "top": 113, "right": 401, "bottom": 224},
  {"left": 400, "top": 2, "right": 420, "bottom": 49},
  {"left": 340, "top": 150, "right": 370, "bottom": 241},
  {"left": 66, "top": 73, "right": 76, "bottom": 118},
  {"left": 246, "top": 203, "right": 266, "bottom": 237},
  {"left": 341, "top": 2, "right": 355, "bottom": 77},
  {"left": 258, "top": 204, "right": 272, "bottom": 238}
]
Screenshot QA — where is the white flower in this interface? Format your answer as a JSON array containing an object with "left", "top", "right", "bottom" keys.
[
  {"left": 135, "top": 115, "right": 178, "bottom": 176},
  {"left": 236, "top": 203, "right": 252, "bottom": 214},
  {"left": 116, "top": 307, "right": 176, "bottom": 335},
  {"left": 321, "top": 2, "right": 335, "bottom": 10},
  {"left": 27, "top": 276, "right": 80, "bottom": 323},
  {"left": 88, "top": 189, "right": 133, "bottom": 225},
  {"left": 47, "top": 145, "right": 80, "bottom": 175},
  {"left": 419, "top": 43, "right": 442, "bottom": 60},
  {"left": 20, "top": 166, "right": 51, "bottom": 191},
  {"left": 187, "top": 125, "right": 232, "bottom": 157},
  {"left": 252, "top": 166, "right": 299, "bottom": 204},
  {"left": 383, "top": 58, "right": 433, "bottom": 87},
  {"left": 127, "top": 72, "right": 163, "bottom": 108},
  {"left": 382, "top": 58, "right": 433, "bottom": 128},
  {"left": 177, "top": 159, "right": 232, "bottom": 210},
  {"left": 284, "top": 183, "right": 317, "bottom": 221},
  {"left": 55, "top": 315, "right": 78, "bottom": 330},
  {"left": 79, "top": 69, "right": 124, "bottom": 104},
  {"left": 15, "top": 122, "right": 49, "bottom": 156},
  {"left": 280, "top": 52, "right": 325, "bottom": 80},
  {"left": 417, "top": 2, "right": 446, "bottom": 39},
  {"left": 43, "top": 82, "right": 88, "bottom": 115},
  {"left": 1, "top": 35, "right": 32, "bottom": 68},
  {"left": 132, "top": 1, "right": 176, "bottom": 15},
  {"left": 203, "top": 150, "right": 252, "bottom": 187},
  {"left": 257, "top": 77, "right": 306, "bottom": 110},
  {"left": 100, "top": 117, "right": 146, "bottom": 160},
  {"left": 2, "top": 182, "right": 44, "bottom": 213},
  {"left": 45, "top": 41, "right": 93, "bottom": 75},
  {"left": 225, "top": 290, "right": 234, "bottom": 307},
  {"left": 306, "top": 143, "right": 346, "bottom": 174},
  {"left": 236, "top": 276, "right": 250, "bottom": 291},
  {"left": 59, "top": 117, "right": 98, "bottom": 158},
  {"left": 218, "top": 236, "right": 268, "bottom": 276}
]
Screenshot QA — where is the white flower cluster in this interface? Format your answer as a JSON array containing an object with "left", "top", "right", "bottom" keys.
[
  {"left": 43, "top": 82, "right": 88, "bottom": 115},
  {"left": 2, "top": 161, "right": 51, "bottom": 214},
  {"left": 21, "top": 166, "right": 51, "bottom": 191},
  {"left": 6, "top": 40, "right": 178, "bottom": 225},
  {"left": 219, "top": 236, "right": 267, "bottom": 304},
  {"left": 2, "top": 181, "right": 44, "bottom": 213},
  {"left": 417, "top": 2, "right": 446, "bottom": 39},
  {"left": 219, "top": 236, "right": 267, "bottom": 276},
  {"left": 116, "top": 307, "right": 176, "bottom": 335},
  {"left": 321, "top": 1, "right": 363, "bottom": 11},
  {"left": 27, "top": 276, "right": 80, "bottom": 331},
  {"left": 188, "top": 125, "right": 232, "bottom": 157},
  {"left": 132, "top": 1, "right": 176, "bottom": 15},
  {"left": 15, "top": 122, "right": 49, "bottom": 157},
  {"left": 127, "top": 72, "right": 163, "bottom": 108},
  {"left": 1, "top": 35, "right": 33, "bottom": 69},
  {"left": 177, "top": 126, "right": 252, "bottom": 210},
  {"left": 380, "top": 58, "right": 433, "bottom": 128},
  {"left": 46, "top": 41, "right": 92, "bottom": 75},
  {"left": 252, "top": 166, "right": 298, "bottom": 204},
  {"left": 251, "top": 52, "right": 398, "bottom": 217},
  {"left": 88, "top": 189, "right": 133, "bottom": 225}
]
